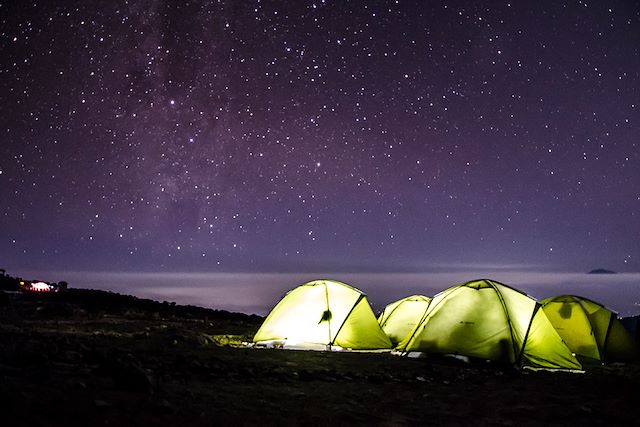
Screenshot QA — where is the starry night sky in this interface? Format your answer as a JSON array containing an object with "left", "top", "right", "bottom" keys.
[{"left": 2, "top": 1, "right": 639, "bottom": 275}]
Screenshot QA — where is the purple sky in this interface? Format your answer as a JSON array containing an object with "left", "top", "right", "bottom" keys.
[{"left": 1, "top": 1, "right": 639, "bottom": 276}]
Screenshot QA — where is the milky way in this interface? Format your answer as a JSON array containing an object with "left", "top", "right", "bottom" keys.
[{"left": 1, "top": 1, "right": 639, "bottom": 274}]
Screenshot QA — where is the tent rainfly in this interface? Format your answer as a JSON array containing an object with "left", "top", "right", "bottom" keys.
[
  {"left": 620, "top": 315, "right": 640, "bottom": 343},
  {"left": 541, "top": 295, "right": 640, "bottom": 363},
  {"left": 378, "top": 295, "right": 432, "bottom": 345},
  {"left": 253, "top": 279, "right": 392, "bottom": 351},
  {"left": 396, "top": 279, "right": 582, "bottom": 370}
]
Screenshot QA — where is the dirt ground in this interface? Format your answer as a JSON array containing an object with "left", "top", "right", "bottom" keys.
[{"left": 1, "top": 290, "right": 638, "bottom": 426}]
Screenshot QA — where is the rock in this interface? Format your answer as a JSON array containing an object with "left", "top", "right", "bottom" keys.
[
  {"left": 105, "top": 356, "right": 153, "bottom": 393},
  {"left": 580, "top": 405, "right": 593, "bottom": 414},
  {"left": 157, "top": 399, "right": 177, "bottom": 414},
  {"left": 0, "top": 292, "right": 10, "bottom": 307},
  {"left": 366, "top": 374, "right": 385, "bottom": 384},
  {"left": 116, "top": 365, "right": 153, "bottom": 392},
  {"left": 94, "top": 399, "right": 112, "bottom": 408}
]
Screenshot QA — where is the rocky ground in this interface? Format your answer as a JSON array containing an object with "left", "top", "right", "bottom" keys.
[{"left": 0, "top": 289, "right": 638, "bottom": 426}]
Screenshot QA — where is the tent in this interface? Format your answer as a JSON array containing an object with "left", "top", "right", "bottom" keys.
[
  {"left": 541, "top": 295, "right": 640, "bottom": 363},
  {"left": 253, "top": 279, "right": 392, "bottom": 350},
  {"left": 620, "top": 315, "right": 640, "bottom": 343},
  {"left": 378, "top": 295, "right": 432, "bottom": 345},
  {"left": 396, "top": 279, "right": 582, "bottom": 369}
]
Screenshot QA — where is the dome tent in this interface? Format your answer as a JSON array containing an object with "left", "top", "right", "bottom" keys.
[
  {"left": 541, "top": 295, "right": 640, "bottom": 363},
  {"left": 378, "top": 295, "right": 432, "bottom": 345},
  {"left": 253, "top": 279, "right": 392, "bottom": 351},
  {"left": 396, "top": 279, "right": 582, "bottom": 370}
]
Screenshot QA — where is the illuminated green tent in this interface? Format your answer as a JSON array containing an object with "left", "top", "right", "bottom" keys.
[
  {"left": 541, "top": 295, "right": 640, "bottom": 363},
  {"left": 378, "top": 295, "right": 432, "bottom": 345},
  {"left": 396, "top": 279, "right": 582, "bottom": 369},
  {"left": 253, "top": 280, "right": 392, "bottom": 350}
]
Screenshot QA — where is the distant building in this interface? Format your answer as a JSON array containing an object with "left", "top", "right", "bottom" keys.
[
  {"left": 19, "top": 280, "right": 67, "bottom": 293},
  {"left": 0, "top": 269, "right": 68, "bottom": 293}
]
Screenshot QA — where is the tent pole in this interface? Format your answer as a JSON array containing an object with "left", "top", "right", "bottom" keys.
[
  {"left": 331, "top": 294, "right": 365, "bottom": 348},
  {"left": 518, "top": 303, "right": 539, "bottom": 368},
  {"left": 601, "top": 311, "right": 616, "bottom": 364},
  {"left": 324, "top": 282, "right": 332, "bottom": 350},
  {"left": 490, "top": 281, "right": 520, "bottom": 364},
  {"left": 397, "top": 287, "right": 458, "bottom": 353}
]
